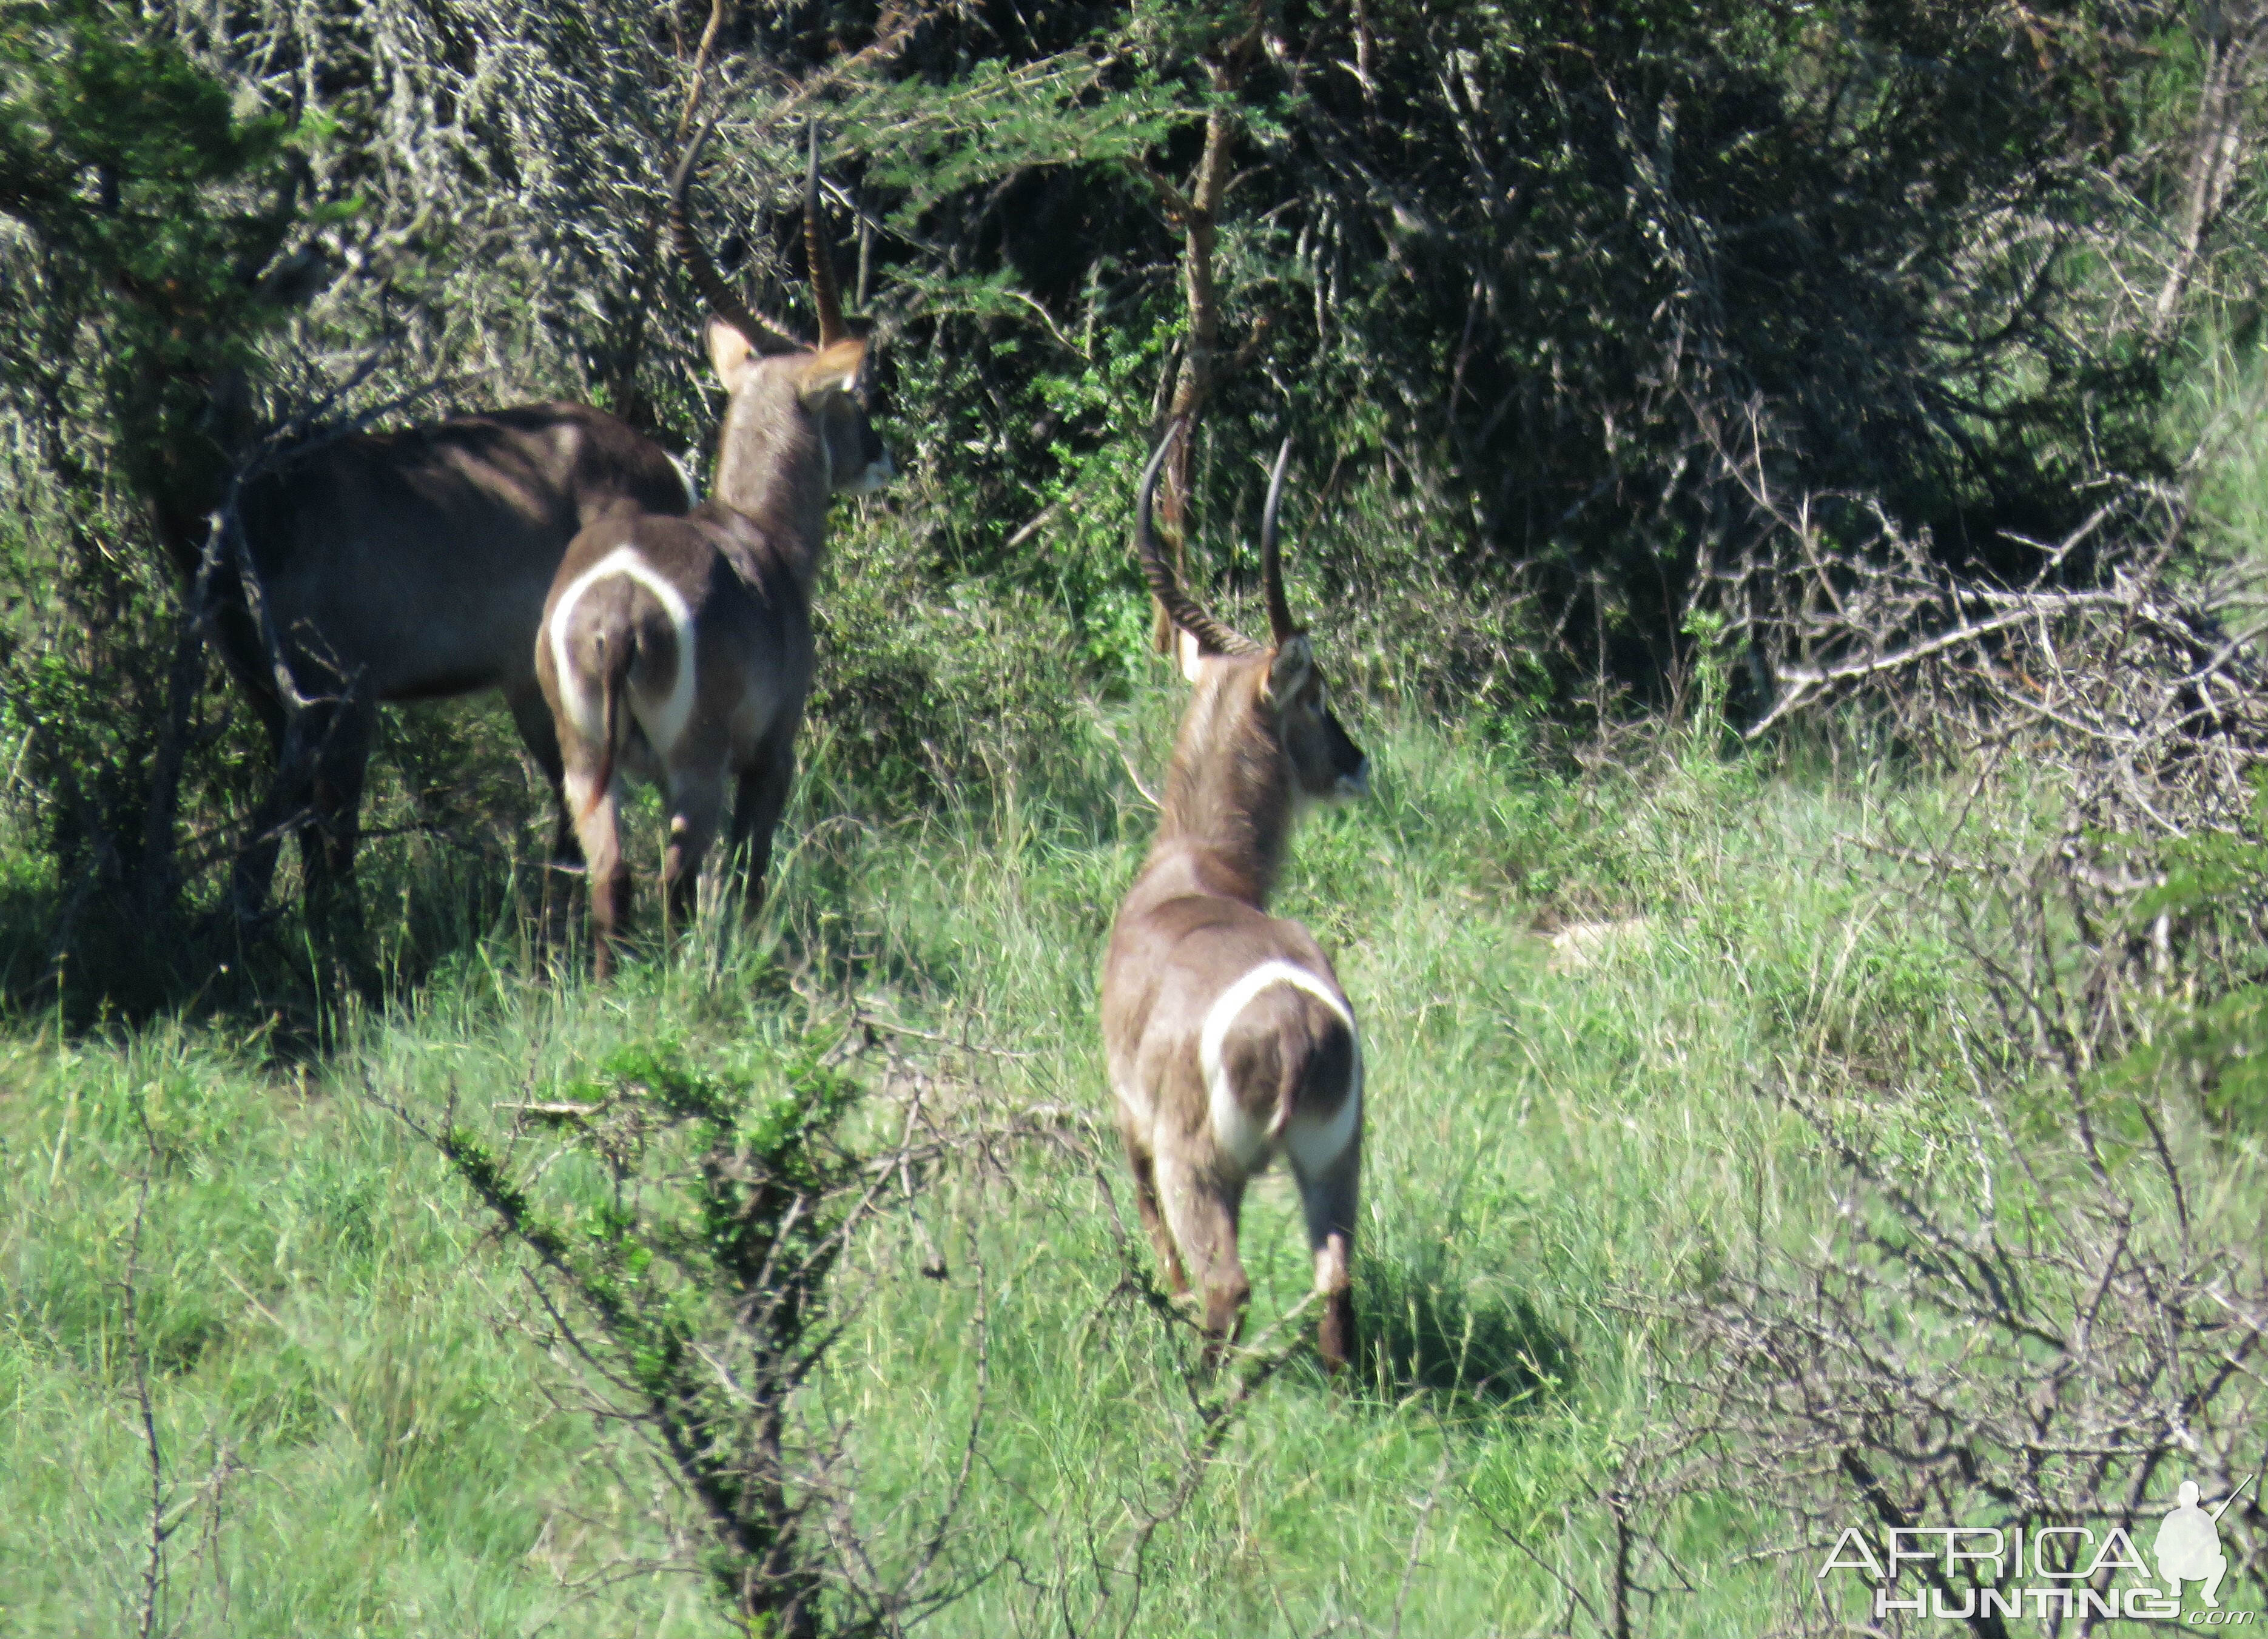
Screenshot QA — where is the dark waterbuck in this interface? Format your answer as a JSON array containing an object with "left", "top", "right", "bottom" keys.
[
  {"left": 203, "top": 402, "right": 693, "bottom": 917},
  {"left": 536, "top": 124, "right": 891, "bottom": 978},
  {"left": 1102, "top": 425, "right": 1371, "bottom": 1371}
]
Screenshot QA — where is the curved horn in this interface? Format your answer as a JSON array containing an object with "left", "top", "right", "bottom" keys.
[
  {"left": 1136, "top": 422, "right": 1259, "bottom": 658},
  {"left": 1259, "top": 437, "right": 1297, "bottom": 642},
  {"left": 806, "top": 119, "right": 847, "bottom": 348},
  {"left": 670, "top": 119, "right": 804, "bottom": 356}
]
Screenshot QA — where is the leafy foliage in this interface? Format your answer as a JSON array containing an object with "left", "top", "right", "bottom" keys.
[
  {"left": 806, "top": 1, "right": 2223, "bottom": 698},
  {"left": 0, "top": 0, "right": 307, "bottom": 504},
  {"left": 0, "top": 0, "right": 315, "bottom": 966}
]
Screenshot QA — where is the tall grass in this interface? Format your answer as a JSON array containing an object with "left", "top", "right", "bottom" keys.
[{"left": 0, "top": 692, "right": 2124, "bottom": 1637}]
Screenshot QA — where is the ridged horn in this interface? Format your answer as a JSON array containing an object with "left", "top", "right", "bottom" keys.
[
  {"left": 806, "top": 119, "right": 847, "bottom": 348},
  {"left": 670, "top": 119, "right": 804, "bottom": 357},
  {"left": 1136, "top": 421, "right": 1260, "bottom": 658},
  {"left": 1259, "top": 437, "right": 1297, "bottom": 642}
]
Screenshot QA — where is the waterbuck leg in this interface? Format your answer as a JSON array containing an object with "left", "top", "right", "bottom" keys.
[
  {"left": 232, "top": 764, "right": 307, "bottom": 924},
  {"left": 726, "top": 729, "right": 798, "bottom": 917},
  {"left": 1117, "top": 1123, "right": 1188, "bottom": 1292},
  {"left": 660, "top": 770, "right": 725, "bottom": 951},
  {"left": 564, "top": 764, "right": 628, "bottom": 981},
  {"left": 209, "top": 598, "right": 289, "bottom": 749},
  {"left": 1290, "top": 1146, "right": 1361, "bottom": 1375},
  {"left": 306, "top": 695, "right": 377, "bottom": 892},
  {"left": 231, "top": 692, "right": 332, "bottom": 923},
  {"left": 505, "top": 679, "right": 583, "bottom": 869},
  {"left": 215, "top": 583, "right": 295, "bottom": 922},
  {"left": 1153, "top": 1150, "right": 1248, "bottom": 1371}
]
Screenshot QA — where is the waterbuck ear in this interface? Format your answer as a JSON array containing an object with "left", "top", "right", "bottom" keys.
[
  {"left": 707, "top": 318, "right": 756, "bottom": 389},
  {"left": 799, "top": 337, "right": 867, "bottom": 404},
  {"left": 1175, "top": 626, "right": 1205, "bottom": 684},
  {"left": 1262, "top": 634, "right": 1313, "bottom": 704}
]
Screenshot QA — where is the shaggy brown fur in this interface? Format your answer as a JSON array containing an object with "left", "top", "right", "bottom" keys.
[
  {"left": 536, "top": 137, "right": 890, "bottom": 978},
  {"left": 1101, "top": 428, "right": 1371, "bottom": 1371}
]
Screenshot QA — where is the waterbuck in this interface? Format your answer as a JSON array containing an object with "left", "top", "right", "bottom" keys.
[
  {"left": 205, "top": 403, "right": 693, "bottom": 918},
  {"left": 536, "top": 124, "right": 890, "bottom": 978},
  {"left": 1102, "top": 425, "right": 1371, "bottom": 1372}
]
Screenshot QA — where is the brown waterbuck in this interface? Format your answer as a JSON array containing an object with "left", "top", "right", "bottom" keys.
[
  {"left": 1102, "top": 424, "right": 1371, "bottom": 1373},
  {"left": 204, "top": 403, "right": 693, "bottom": 919},
  {"left": 535, "top": 123, "right": 890, "bottom": 978}
]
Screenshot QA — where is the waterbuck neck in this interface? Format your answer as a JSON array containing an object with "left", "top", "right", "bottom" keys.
[
  {"left": 1148, "top": 662, "right": 1296, "bottom": 909},
  {"left": 710, "top": 362, "right": 833, "bottom": 586}
]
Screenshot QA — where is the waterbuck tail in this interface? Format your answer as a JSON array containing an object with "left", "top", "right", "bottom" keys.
[{"left": 585, "top": 628, "right": 635, "bottom": 818}]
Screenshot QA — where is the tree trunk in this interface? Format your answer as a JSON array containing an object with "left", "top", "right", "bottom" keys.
[{"left": 1152, "top": 25, "right": 1260, "bottom": 653}]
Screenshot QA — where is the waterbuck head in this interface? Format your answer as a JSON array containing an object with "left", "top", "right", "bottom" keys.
[
  {"left": 1136, "top": 423, "right": 1368, "bottom": 895},
  {"left": 670, "top": 121, "right": 892, "bottom": 532}
]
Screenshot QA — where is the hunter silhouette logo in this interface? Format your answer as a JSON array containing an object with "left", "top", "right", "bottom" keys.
[{"left": 2158, "top": 1476, "right": 2252, "bottom": 1611}]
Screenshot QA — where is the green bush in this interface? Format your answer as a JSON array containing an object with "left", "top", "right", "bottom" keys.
[{"left": 431, "top": 1035, "right": 881, "bottom": 1632}]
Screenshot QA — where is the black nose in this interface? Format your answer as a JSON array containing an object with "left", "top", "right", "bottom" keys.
[{"left": 860, "top": 420, "right": 885, "bottom": 465}]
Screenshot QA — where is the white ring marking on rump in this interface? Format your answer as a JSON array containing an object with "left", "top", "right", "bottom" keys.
[
  {"left": 1198, "top": 959, "right": 1360, "bottom": 1171},
  {"left": 548, "top": 544, "right": 699, "bottom": 759}
]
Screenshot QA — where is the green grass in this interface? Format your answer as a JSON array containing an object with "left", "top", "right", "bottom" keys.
[{"left": 0, "top": 701, "right": 2248, "bottom": 1636}]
